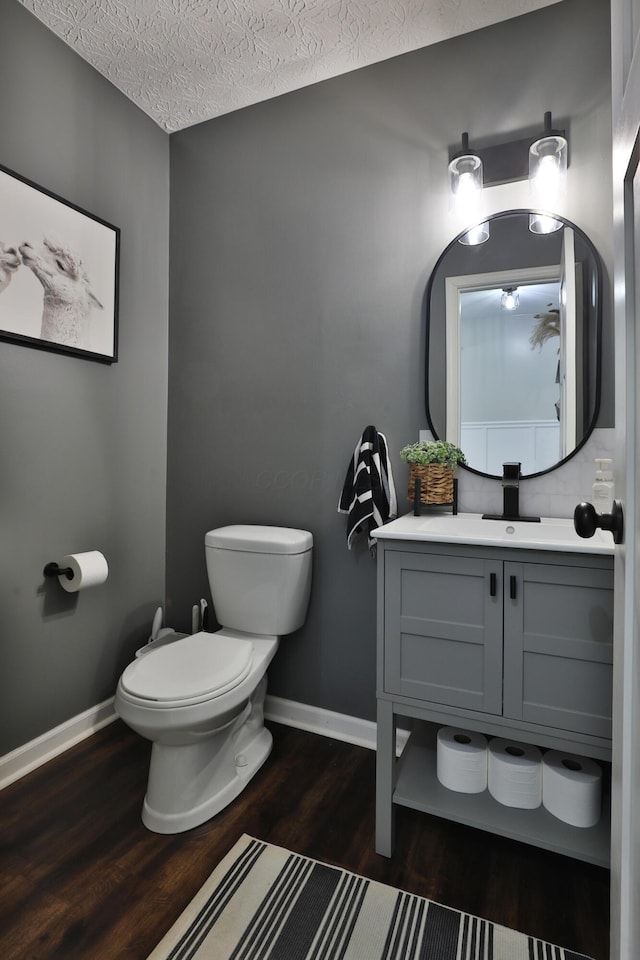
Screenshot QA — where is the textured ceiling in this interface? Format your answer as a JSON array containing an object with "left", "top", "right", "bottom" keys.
[{"left": 20, "top": 0, "right": 562, "bottom": 133}]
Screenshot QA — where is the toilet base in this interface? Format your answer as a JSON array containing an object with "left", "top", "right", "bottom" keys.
[{"left": 141, "top": 676, "right": 273, "bottom": 834}]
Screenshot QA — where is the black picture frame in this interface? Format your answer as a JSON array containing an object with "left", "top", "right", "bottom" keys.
[{"left": 0, "top": 162, "right": 120, "bottom": 363}]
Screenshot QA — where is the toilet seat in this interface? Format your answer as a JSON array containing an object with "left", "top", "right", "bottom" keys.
[{"left": 120, "top": 630, "right": 253, "bottom": 707}]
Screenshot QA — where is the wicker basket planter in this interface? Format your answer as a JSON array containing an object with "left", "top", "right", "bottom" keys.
[{"left": 407, "top": 463, "right": 455, "bottom": 505}]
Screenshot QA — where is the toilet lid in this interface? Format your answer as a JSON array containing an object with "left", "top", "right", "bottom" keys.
[{"left": 120, "top": 631, "right": 253, "bottom": 703}]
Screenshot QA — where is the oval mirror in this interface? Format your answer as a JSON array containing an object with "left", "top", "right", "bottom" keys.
[{"left": 425, "top": 209, "right": 602, "bottom": 478}]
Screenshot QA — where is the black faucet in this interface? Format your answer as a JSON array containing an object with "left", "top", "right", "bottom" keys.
[
  {"left": 482, "top": 462, "right": 540, "bottom": 522},
  {"left": 502, "top": 462, "right": 521, "bottom": 519}
]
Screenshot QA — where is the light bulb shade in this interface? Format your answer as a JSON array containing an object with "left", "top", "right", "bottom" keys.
[
  {"left": 458, "top": 221, "right": 490, "bottom": 245},
  {"left": 449, "top": 154, "right": 483, "bottom": 212},
  {"left": 501, "top": 287, "right": 519, "bottom": 310},
  {"left": 529, "top": 134, "right": 567, "bottom": 209},
  {"left": 528, "top": 212, "right": 563, "bottom": 234}
]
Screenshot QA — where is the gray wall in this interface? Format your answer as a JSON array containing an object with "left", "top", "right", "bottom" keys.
[
  {"left": 167, "top": 0, "right": 613, "bottom": 723},
  {"left": 1, "top": 0, "right": 611, "bottom": 758},
  {"left": 0, "top": 2, "right": 170, "bottom": 754}
]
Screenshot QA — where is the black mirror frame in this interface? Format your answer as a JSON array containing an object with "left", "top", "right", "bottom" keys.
[{"left": 424, "top": 209, "right": 603, "bottom": 480}]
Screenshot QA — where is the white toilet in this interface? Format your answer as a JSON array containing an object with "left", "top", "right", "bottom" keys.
[{"left": 115, "top": 524, "right": 313, "bottom": 834}]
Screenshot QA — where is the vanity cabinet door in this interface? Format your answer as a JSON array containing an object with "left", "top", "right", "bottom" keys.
[
  {"left": 503, "top": 561, "right": 614, "bottom": 738},
  {"left": 383, "top": 551, "right": 503, "bottom": 713}
]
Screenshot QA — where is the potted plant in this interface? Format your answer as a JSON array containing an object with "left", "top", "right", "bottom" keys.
[{"left": 400, "top": 440, "right": 466, "bottom": 505}]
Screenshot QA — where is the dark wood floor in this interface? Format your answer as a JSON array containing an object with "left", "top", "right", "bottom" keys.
[{"left": 1, "top": 719, "right": 609, "bottom": 959}]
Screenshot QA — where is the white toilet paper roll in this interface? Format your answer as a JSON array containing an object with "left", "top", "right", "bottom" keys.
[
  {"left": 488, "top": 739, "right": 542, "bottom": 809},
  {"left": 542, "top": 751, "right": 602, "bottom": 828},
  {"left": 58, "top": 551, "right": 109, "bottom": 593},
  {"left": 436, "top": 727, "right": 488, "bottom": 794}
]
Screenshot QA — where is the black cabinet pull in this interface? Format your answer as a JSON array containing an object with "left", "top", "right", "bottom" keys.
[
  {"left": 490, "top": 572, "right": 497, "bottom": 596},
  {"left": 510, "top": 575, "right": 517, "bottom": 600}
]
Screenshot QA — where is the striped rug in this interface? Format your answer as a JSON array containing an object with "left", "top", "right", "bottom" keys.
[{"left": 147, "top": 835, "right": 594, "bottom": 960}]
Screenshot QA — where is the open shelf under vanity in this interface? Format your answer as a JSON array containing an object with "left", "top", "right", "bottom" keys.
[{"left": 393, "top": 721, "right": 611, "bottom": 868}]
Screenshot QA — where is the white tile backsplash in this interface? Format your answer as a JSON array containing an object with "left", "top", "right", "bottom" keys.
[{"left": 449, "top": 428, "right": 616, "bottom": 519}]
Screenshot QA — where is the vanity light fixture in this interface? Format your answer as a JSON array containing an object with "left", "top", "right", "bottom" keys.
[
  {"left": 528, "top": 112, "right": 567, "bottom": 234},
  {"left": 501, "top": 287, "right": 520, "bottom": 311},
  {"left": 448, "top": 133, "right": 490, "bottom": 245},
  {"left": 447, "top": 112, "right": 568, "bottom": 238}
]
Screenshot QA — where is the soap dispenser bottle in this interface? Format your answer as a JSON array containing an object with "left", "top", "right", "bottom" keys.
[{"left": 592, "top": 458, "right": 614, "bottom": 512}]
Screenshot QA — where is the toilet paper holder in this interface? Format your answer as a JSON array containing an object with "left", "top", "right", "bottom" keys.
[{"left": 43, "top": 562, "right": 73, "bottom": 580}]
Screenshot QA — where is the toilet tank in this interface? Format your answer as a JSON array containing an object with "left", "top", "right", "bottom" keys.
[{"left": 205, "top": 525, "right": 313, "bottom": 636}]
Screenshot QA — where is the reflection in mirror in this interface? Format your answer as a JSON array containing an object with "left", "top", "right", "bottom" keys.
[
  {"left": 455, "top": 273, "right": 562, "bottom": 474},
  {"left": 426, "top": 211, "right": 601, "bottom": 479}
]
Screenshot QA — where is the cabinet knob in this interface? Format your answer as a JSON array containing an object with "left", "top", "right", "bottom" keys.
[{"left": 574, "top": 500, "right": 624, "bottom": 545}]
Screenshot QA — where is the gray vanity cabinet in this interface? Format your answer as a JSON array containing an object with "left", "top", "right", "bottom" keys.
[
  {"left": 502, "top": 561, "right": 613, "bottom": 739},
  {"left": 376, "top": 539, "right": 614, "bottom": 866},
  {"left": 383, "top": 551, "right": 503, "bottom": 714}
]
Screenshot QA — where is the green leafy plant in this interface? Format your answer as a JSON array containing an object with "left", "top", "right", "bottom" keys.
[{"left": 400, "top": 440, "right": 466, "bottom": 468}]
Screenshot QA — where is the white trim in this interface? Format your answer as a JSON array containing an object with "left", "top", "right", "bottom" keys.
[
  {"left": 445, "top": 275, "right": 461, "bottom": 445},
  {"left": 264, "top": 694, "right": 409, "bottom": 755},
  {"left": 1, "top": 694, "right": 407, "bottom": 791},
  {"left": 0, "top": 697, "right": 117, "bottom": 791}
]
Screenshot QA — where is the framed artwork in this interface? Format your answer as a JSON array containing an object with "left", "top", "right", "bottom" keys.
[{"left": 0, "top": 162, "right": 119, "bottom": 363}]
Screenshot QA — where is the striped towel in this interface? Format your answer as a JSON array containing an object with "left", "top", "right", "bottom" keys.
[{"left": 338, "top": 425, "right": 397, "bottom": 550}]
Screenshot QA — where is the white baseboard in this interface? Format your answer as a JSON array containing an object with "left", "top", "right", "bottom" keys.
[
  {"left": 1, "top": 694, "right": 404, "bottom": 790},
  {"left": 264, "top": 694, "right": 408, "bottom": 754},
  {"left": 0, "top": 697, "right": 117, "bottom": 791}
]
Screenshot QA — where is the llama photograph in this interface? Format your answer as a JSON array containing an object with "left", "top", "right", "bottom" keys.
[{"left": 0, "top": 164, "right": 119, "bottom": 362}]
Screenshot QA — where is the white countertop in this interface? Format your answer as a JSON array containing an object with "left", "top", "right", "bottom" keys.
[{"left": 371, "top": 512, "right": 615, "bottom": 555}]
